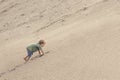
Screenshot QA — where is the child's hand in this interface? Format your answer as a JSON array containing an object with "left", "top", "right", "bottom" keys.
[
  {"left": 41, "top": 53, "right": 44, "bottom": 56},
  {"left": 41, "top": 50, "right": 45, "bottom": 55},
  {"left": 39, "top": 53, "right": 44, "bottom": 57}
]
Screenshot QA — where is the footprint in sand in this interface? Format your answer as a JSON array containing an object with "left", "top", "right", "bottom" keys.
[
  {"left": 0, "top": 72, "right": 6, "bottom": 77},
  {"left": 0, "top": 51, "right": 50, "bottom": 77},
  {"left": 0, "top": 63, "right": 25, "bottom": 77}
]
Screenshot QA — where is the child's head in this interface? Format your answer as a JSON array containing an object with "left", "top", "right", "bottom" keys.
[{"left": 39, "top": 40, "right": 46, "bottom": 47}]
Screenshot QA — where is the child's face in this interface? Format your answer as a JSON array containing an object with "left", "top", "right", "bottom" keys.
[{"left": 41, "top": 43, "right": 46, "bottom": 47}]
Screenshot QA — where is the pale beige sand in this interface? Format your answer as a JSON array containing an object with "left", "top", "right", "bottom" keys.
[{"left": 0, "top": 0, "right": 120, "bottom": 80}]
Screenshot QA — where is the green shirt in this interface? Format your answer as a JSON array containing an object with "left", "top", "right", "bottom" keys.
[{"left": 27, "top": 43, "right": 42, "bottom": 52}]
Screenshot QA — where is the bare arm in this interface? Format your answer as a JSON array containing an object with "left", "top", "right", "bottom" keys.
[
  {"left": 38, "top": 50, "right": 41, "bottom": 55},
  {"left": 40, "top": 49, "right": 45, "bottom": 55},
  {"left": 38, "top": 49, "right": 45, "bottom": 55}
]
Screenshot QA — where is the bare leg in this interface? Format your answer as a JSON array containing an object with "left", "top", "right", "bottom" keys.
[{"left": 24, "top": 56, "right": 30, "bottom": 62}]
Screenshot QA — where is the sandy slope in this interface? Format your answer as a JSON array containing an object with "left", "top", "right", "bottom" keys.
[{"left": 0, "top": 0, "right": 120, "bottom": 80}]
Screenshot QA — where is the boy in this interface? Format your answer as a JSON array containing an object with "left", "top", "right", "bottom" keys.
[{"left": 24, "top": 40, "right": 46, "bottom": 62}]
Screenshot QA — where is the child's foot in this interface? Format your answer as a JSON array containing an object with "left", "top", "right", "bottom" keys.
[{"left": 24, "top": 58, "right": 27, "bottom": 62}]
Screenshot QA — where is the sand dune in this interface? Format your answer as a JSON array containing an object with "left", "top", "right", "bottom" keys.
[{"left": 0, "top": 0, "right": 120, "bottom": 80}]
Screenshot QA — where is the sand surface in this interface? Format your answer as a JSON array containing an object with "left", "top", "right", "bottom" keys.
[{"left": 0, "top": 0, "right": 120, "bottom": 80}]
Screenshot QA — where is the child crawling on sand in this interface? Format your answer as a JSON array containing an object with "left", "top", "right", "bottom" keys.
[{"left": 24, "top": 40, "right": 46, "bottom": 62}]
